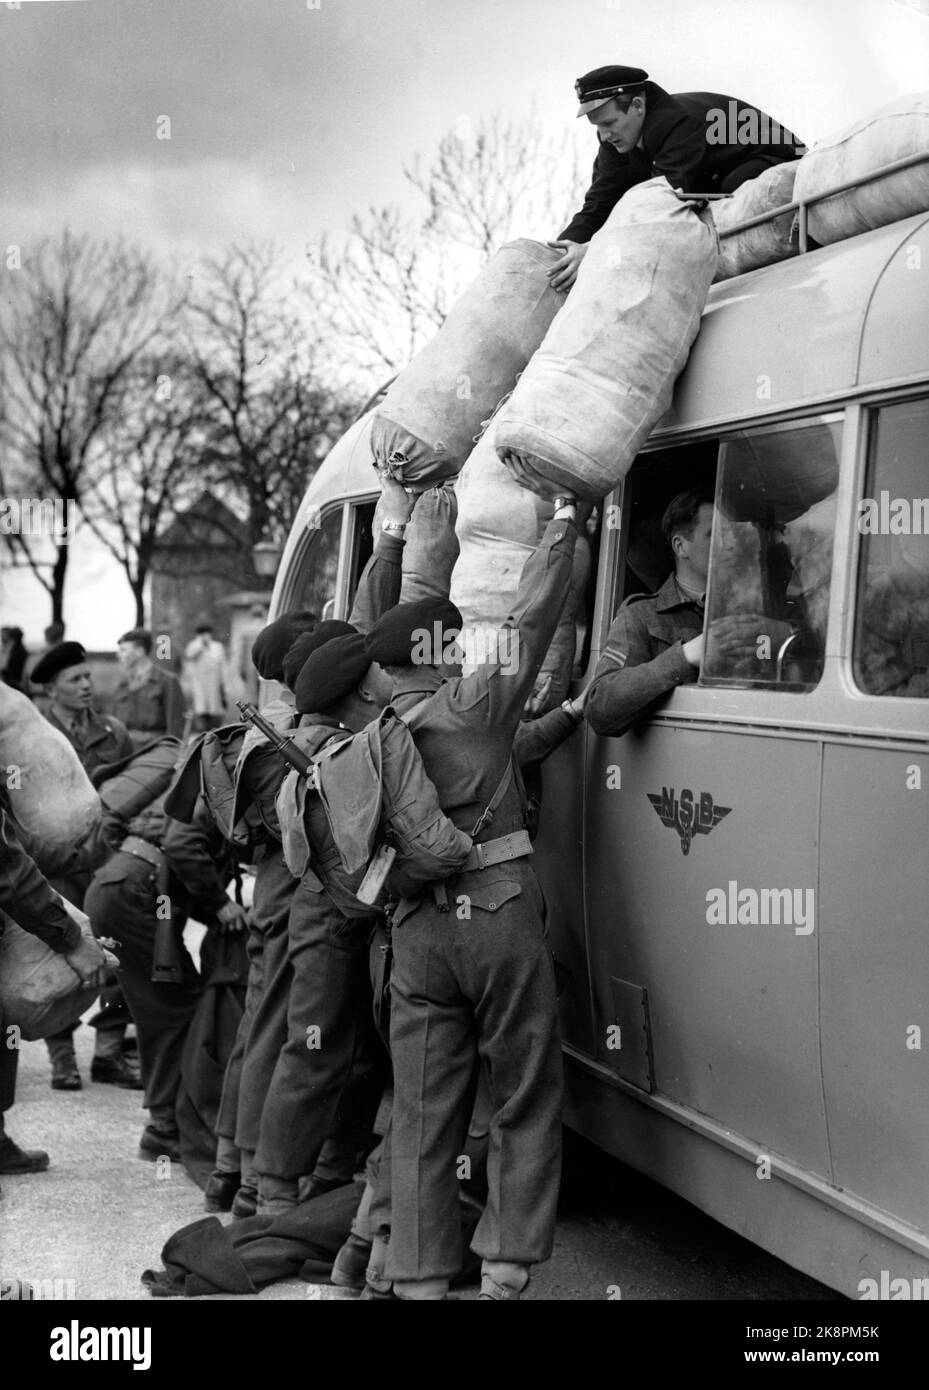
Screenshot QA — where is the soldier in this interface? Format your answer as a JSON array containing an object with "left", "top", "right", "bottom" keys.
[
  {"left": 206, "top": 611, "right": 319, "bottom": 1216},
  {"left": 248, "top": 629, "right": 390, "bottom": 1216},
  {"left": 83, "top": 792, "right": 245, "bottom": 1161},
  {"left": 30, "top": 641, "right": 140, "bottom": 1092},
  {"left": 0, "top": 794, "right": 110, "bottom": 1190},
  {"left": 358, "top": 495, "right": 580, "bottom": 1300},
  {"left": 549, "top": 65, "right": 805, "bottom": 290},
  {"left": 112, "top": 628, "right": 187, "bottom": 748},
  {"left": 586, "top": 488, "right": 713, "bottom": 736}
]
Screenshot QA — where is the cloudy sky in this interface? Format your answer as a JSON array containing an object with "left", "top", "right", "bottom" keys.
[{"left": 2, "top": 0, "right": 929, "bottom": 643}]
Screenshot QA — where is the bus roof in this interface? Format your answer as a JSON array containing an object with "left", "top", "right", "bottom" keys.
[{"left": 294, "top": 208, "right": 929, "bottom": 526}]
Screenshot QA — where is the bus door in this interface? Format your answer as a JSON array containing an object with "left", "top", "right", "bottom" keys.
[{"left": 583, "top": 417, "right": 842, "bottom": 1181}]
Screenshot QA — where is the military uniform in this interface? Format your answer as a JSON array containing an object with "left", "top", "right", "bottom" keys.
[
  {"left": 41, "top": 703, "right": 137, "bottom": 1076},
  {"left": 373, "top": 515, "right": 578, "bottom": 1288},
  {"left": 586, "top": 574, "right": 704, "bottom": 737},
  {"left": 854, "top": 565, "right": 929, "bottom": 699},
  {"left": 83, "top": 798, "right": 234, "bottom": 1129},
  {"left": 111, "top": 664, "right": 187, "bottom": 746},
  {"left": 561, "top": 80, "right": 804, "bottom": 245},
  {"left": 252, "top": 725, "right": 386, "bottom": 1197}
]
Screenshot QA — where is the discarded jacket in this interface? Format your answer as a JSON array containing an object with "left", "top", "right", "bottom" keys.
[
  {"left": 371, "top": 239, "right": 565, "bottom": 488},
  {"left": 494, "top": 178, "right": 719, "bottom": 501}
]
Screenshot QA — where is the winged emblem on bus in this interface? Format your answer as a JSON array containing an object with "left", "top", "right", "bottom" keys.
[{"left": 647, "top": 787, "right": 732, "bottom": 855}]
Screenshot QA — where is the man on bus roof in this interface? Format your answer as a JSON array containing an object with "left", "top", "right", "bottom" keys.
[{"left": 548, "top": 65, "right": 805, "bottom": 290}]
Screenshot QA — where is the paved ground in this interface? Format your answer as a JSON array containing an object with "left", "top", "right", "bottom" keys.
[{"left": 1, "top": 1020, "right": 839, "bottom": 1303}]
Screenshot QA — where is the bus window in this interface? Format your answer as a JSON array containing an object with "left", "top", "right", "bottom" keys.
[
  {"left": 853, "top": 398, "right": 929, "bottom": 699},
  {"left": 345, "top": 499, "right": 377, "bottom": 610},
  {"left": 701, "top": 417, "right": 842, "bottom": 690},
  {"left": 288, "top": 505, "right": 343, "bottom": 618},
  {"left": 614, "top": 442, "right": 720, "bottom": 613}
]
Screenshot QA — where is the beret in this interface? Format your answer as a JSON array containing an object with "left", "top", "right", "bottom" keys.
[
  {"left": 281, "top": 620, "right": 357, "bottom": 692},
  {"left": 251, "top": 610, "right": 318, "bottom": 682},
  {"left": 363, "top": 598, "right": 463, "bottom": 669},
  {"left": 295, "top": 631, "right": 371, "bottom": 715},
  {"left": 31, "top": 641, "right": 88, "bottom": 685},
  {"left": 575, "top": 64, "right": 649, "bottom": 116}
]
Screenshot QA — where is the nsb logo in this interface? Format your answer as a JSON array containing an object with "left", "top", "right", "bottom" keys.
[{"left": 646, "top": 787, "right": 731, "bottom": 855}]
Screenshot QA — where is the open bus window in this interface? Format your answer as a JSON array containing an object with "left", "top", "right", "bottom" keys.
[
  {"left": 853, "top": 399, "right": 929, "bottom": 699},
  {"left": 701, "top": 417, "right": 841, "bottom": 690},
  {"left": 287, "top": 505, "right": 343, "bottom": 619},
  {"left": 615, "top": 442, "right": 720, "bottom": 612}
]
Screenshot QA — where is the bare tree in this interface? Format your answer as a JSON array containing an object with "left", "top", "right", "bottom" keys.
[
  {"left": 0, "top": 233, "right": 178, "bottom": 624},
  {"left": 184, "top": 244, "right": 358, "bottom": 550},
  {"left": 312, "top": 109, "right": 587, "bottom": 387},
  {"left": 79, "top": 355, "right": 208, "bottom": 626}
]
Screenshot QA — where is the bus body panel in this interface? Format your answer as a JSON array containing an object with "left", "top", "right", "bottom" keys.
[
  {"left": 580, "top": 723, "right": 831, "bottom": 1176},
  {"left": 818, "top": 740, "right": 929, "bottom": 1236}
]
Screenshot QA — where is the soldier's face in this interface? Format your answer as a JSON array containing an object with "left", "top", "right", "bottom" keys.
[
  {"left": 677, "top": 504, "right": 715, "bottom": 582},
  {"left": 51, "top": 662, "right": 94, "bottom": 712},
  {"left": 590, "top": 96, "right": 646, "bottom": 152},
  {"left": 117, "top": 640, "right": 144, "bottom": 670}
]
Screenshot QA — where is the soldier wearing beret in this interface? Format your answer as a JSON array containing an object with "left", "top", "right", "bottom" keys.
[
  {"left": 246, "top": 627, "right": 388, "bottom": 1217},
  {"left": 549, "top": 65, "right": 805, "bottom": 290},
  {"left": 31, "top": 642, "right": 140, "bottom": 1093},
  {"left": 359, "top": 494, "right": 581, "bottom": 1301}
]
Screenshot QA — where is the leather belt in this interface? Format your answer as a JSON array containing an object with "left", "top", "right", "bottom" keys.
[
  {"left": 119, "top": 835, "right": 164, "bottom": 869},
  {"left": 461, "top": 829, "right": 532, "bottom": 873}
]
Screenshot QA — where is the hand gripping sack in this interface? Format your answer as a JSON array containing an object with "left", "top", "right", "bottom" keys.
[
  {"left": 0, "top": 899, "right": 105, "bottom": 1041},
  {"left": 495, "top": 178, "right": 719, "bottom": 502},
  {"left": 399, "top": 483, "right": 460, "bottom": 603},
  {"left": 371, "top": 239, "right": 565, "bottom": 488},
  {"left": 450, "top": 425, "right": 591, "bottom": 711},
  {"left": 794, "top": 91, "right": 929, "bottom": 245},
  {"left": 0, "top": 682, "right": 100, "bottom": 853},
  {"left": 712, "top": 160, "right": 800, "bottom": 280}
]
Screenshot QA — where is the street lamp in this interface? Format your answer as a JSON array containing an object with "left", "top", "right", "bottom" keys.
[{"left": 251, "top": 538, "right": 282, "bottom": 579}]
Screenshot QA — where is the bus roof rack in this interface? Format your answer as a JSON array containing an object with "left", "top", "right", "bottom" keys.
[{"left": 714, "top": 149, "right": 929, "bottom": 253}]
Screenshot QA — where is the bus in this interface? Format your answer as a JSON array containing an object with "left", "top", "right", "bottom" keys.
[{"left": 268, "top": 191, "right": 929, "bottom": 1298}]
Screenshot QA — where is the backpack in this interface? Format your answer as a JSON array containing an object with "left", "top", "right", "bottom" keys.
[
  {"left": 165, "top": 725, "right": 266, "bottom": 853},
  {"left": 311, "top": 703, "right": 475, "bottom": 900}
]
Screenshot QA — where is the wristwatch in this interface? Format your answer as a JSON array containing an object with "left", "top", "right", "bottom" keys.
[
  {"left": 381, "top": 518, "right": 408, "bottom": 534},
  {"left": 552, "top": 495, "right": 577, "bottom": 513},
  {"left": 561, "top": 698, "right": 582, "bottom": 721}
]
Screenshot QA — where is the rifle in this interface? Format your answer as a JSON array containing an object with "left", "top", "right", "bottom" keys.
[
  {"left": 236, "top": 699, "right": 395, "bottom": 907},
  {"left": 236, "top": 699, "right": 317, "bottom": 783}
]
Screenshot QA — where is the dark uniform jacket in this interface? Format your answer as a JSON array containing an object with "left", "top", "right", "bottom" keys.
[
  {"left": 586, "top": 573, "right": 704, "bottom": 737},
  {"left": 44, "top": 705, "right": 135, "bottom": 781},
  {"left": 560, "top": 84, "right": 804, "bottom": 243},
  {"left": 0, "top": 797, "right": 81, "bottom": 954},
  {"left": 111, "top": 664, "right": 186, "bottom": 742}
]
